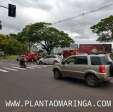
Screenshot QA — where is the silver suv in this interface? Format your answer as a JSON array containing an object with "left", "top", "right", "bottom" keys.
[{"left": 53, "top": 54, "right": 113, "bottom": 87}]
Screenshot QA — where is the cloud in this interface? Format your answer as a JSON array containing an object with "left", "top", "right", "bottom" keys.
[{"left": 0, "top": 0, "right": 113, "bottom": 44}]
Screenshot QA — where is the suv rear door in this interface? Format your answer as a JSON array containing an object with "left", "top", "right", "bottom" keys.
[{"left": 90, "top": 56, "right": 111, "bottom": 77}]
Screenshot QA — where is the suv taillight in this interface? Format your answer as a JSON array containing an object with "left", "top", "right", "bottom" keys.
[{"left": 99, "top": 65, "right": 106, "bottom": 74}]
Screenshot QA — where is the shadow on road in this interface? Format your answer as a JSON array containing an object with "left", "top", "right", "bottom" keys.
[{"left": 59, "top": 77, "right": 113, "bottom": 88}]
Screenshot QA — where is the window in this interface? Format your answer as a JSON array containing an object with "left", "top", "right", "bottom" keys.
[
  {"left": 75, "top": 56, "right": 88, "bottom": 65},
  {"left": 64, "top": 56, "right": 88, "bottom": 65},
  {"left": 64, "top": 57, "right": 75, "bottom": 64},
  {"left": 45, "top": 56, "right": 50, "bottom": 58},
  {"left": 45, "top": 55, "right": 56, "bottom": 58},
  {"left": 91, "top": 56, "right": 109, "bottom": 65}
]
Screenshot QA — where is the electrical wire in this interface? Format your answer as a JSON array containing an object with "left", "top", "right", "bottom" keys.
[
  {"left": 0, "top": 0, "right": 14, "bottom": 2},
  {"left": 53, "top": 2, "right": 113, "bottom": 25},
  {"left": 0, "top": 0, "right": 14, "bottom": 4}
]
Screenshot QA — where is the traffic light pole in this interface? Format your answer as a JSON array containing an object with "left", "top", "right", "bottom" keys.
[
  {"left": 0, "top": 4, "right": 16, "bottom": 30},
  {"left": 0, "top": 5, "right": 8, "bottom": 30}
]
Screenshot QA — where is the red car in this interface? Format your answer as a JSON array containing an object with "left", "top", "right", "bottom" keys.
[{"left": 23, "top": 52, "right": 41, "bottom": 62}]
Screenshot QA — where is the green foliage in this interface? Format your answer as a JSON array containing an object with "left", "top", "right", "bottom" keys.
[
  {"left": 0, "top": 55, "right": 17, "bottom": 61},
  {"left": 91, "top": 15, "right": 113, "bottom": 42},
  {"left": 0, "top": 34, "right": 27, "bottom": 55},
  {"left": 18, "top": 22, "right": 74, "bottom": 54}
]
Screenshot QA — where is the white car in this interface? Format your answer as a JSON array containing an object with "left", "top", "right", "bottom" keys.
[{"left": 38, "top": 55, "right": 61, "bottom": 65}]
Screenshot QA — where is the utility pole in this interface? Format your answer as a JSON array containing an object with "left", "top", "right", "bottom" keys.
[{"left": 0, "top": 20, "right": 2, "bottom": 29}]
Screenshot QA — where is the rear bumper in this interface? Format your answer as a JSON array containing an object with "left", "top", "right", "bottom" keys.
[
  {"left": 98, "top": 77, "right": 113, "bottom": 83},
  {"left": 104, "top": 77, "right": 113, "bottom": 81},
  {"left": 96, "top": 73, "right": 113, "bottom": 82}
]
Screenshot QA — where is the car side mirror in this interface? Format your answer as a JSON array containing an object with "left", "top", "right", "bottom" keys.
[{"left": 62, "top": 61, "right": 65, "bottom": 65}]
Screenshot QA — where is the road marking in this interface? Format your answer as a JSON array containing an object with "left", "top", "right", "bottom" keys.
[
  {"left": 3, "top": 67, "right": 18, "bottom": 71},
  {"left": 27, "top": 65, "right": 41, "bottom": 69},
  {"left": 0, "top": 65, "right": 52, "bottom": 73},
  {"left": 10, "top": 64, "right": 19, "bottom": 66},
  {"left": 0, "top": 69, "right": 8, "bottom": 72},
  {"left": 12, "top": 66, "right": 26, "bottom": 70}
]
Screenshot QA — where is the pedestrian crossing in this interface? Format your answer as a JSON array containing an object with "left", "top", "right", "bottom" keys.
[
  {"left": 0, "top": 64, "right": 51, "bottom": 73},
  {"left": 0, "top": 68, "right": 8, "bottom": 73}
]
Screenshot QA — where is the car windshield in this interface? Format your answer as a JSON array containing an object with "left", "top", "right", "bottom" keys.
[{"left": 91, "top": 56, "right": 110, "bottom": 65}]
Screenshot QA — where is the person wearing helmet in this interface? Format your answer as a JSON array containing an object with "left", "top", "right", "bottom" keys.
[{"left": 19, "top": 55, "right": 26, "bottom": 68}]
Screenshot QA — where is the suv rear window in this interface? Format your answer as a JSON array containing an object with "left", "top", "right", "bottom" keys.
[{"left": 90, "top": 56, "right": 109, "bottom": 65}]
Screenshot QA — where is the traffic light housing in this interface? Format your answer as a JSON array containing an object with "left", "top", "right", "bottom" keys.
[
  {"left": 0, "top": 21, "right": 2, "bottom": 30},
  {"left": 8, "top": 4, "right": 16, "bottom": 17}
]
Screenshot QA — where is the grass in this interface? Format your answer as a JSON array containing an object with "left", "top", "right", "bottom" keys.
[{"left": 0, "top": 55, "right": 17, "bottom": 61}]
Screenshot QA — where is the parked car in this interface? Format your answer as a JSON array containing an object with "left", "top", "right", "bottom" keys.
[
  {"left": 39, "top": 55, "right": 61, "bottom": 65},
  {"left": 53, "top": 54, "right": 113, "bottom": 87}
]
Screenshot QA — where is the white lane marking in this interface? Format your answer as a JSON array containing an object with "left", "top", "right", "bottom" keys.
[
  {"left": 0, "top": 69, "right": 8, "bottom": 72},
  {"left": 12, "top": 66, "right": 26, "bottom": 70},
  {"left": 27, "top": 65, "right": 49, "bottom": 69},
  {"left": 40, "top": 65, "right": 51, "bottom": 68},
  {"left": 27, "top": 65, "right": 41, "bottom": 69},
  {"left": 33, "top": 65, "right": 52, "bottom": 68},
  {"left": 3, "top": 67, "right": 18, "bottom": 71},
  {"left": 43, "top": 65, "right": 48, "bottom": 67},
  {"left": 10, "top": 64, "right": 19, "bottom": 66}
]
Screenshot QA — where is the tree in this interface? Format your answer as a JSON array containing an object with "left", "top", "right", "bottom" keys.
[
  {"left": 0, "top": 34, "right": 27, "bottom": 55},
  {"left": 91, "top": 15, "right": 113, "bottom": 42},
  {"left": 0, "top": 34, "right": 8, "bottom": 51},
  {"left": 18, "top": 22, "right": 74, "bottom": 54}
]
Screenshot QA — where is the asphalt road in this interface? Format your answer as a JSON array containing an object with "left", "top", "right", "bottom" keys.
[{"left": 0, "top": 61, "right": 113, "bottom": 112}]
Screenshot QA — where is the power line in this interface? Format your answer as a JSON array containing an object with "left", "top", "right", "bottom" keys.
[
  {"left": 0, "top": 0, "right": 14, "bottom": 4},
  {"left": 0, "top": 0, "right": 14, "bottom": 2},
  {"left": 0, "top": 5, "right": 8, "bottom": 9},
  {"left": 8, "top": 0, "right": 14, "bottom": 2},
  {"left": 53, "top": 2, "right": 113, "bottom": 25}
]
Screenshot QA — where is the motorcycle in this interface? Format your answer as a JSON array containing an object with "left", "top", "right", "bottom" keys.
[{"left": 19, "top": 55, "right": 27, "bottom": 68}]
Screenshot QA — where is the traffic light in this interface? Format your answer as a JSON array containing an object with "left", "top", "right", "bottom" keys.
[
  {"left": 0, "top": 21, "right": 2, "bottom": 30},
  {"left": 8, "top": 4, "right": 16, "bottom": 17}
]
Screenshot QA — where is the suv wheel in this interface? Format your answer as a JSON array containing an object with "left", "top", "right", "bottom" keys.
[
  {"left": 54, "top": 70, "right": 62, "bottom": 80},
  {"left": 85, "top": 75, "right": 99, "bottom": 87}
]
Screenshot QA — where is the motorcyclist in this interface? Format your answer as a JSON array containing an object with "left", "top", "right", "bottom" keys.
[{"left": 19, "top": 55, "right": 26, "bottom": 68}]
